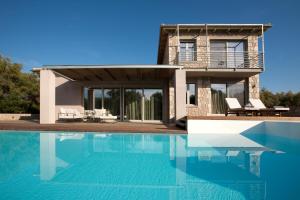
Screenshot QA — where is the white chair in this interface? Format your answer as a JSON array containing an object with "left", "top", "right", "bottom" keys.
[
  {"left": 93, "top": 109, "right": 117, "bottom": 122},
  {"left": 58, "top": 108, "right": 83, "bottom": 120},
  {"left": 225, "top": 98, "right": 258, "bottom": 116},
  {"left": 249, "top": 99, "right": 289, "bottom": 116}
]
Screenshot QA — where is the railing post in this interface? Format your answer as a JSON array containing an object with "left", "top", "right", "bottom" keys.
[{"left": 261, "top": 24, "right": 265, "bottom": 70}]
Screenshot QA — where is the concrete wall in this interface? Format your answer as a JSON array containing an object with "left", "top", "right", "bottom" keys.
[
  {"left": 0, "top": 114, "right": 39, "bottom": 120},
  {"left": 40, "top": 70, "right": 56, "bottom": 124},
  {"left": 55, "top": 75, "right": 84, "bottom": 120},
  {"left": 188, "top": 119, "right": 263, "bottom": 134},
  {"left": 174, "top": 70, "right": 186, "bottom": 120}
]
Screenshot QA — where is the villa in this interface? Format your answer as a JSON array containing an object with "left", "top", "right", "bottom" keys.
[{"left": 34, "top": 23, "right": 271, "bottom": 125}]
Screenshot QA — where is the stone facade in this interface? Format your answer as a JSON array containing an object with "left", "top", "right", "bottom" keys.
[
  {"left": 163, "top": 28, "right": 262, "bottom": 118},
  {"left": 248, "top": 74, "right": 260, "bottom": 99},
  {"left": 168, "top": 79, "right": 175, "bottom": 122},
  {"left": 187, "top": 78, "right": 212, "bottom": 116}
]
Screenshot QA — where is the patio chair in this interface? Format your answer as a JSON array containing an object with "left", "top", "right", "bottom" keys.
[
  {"left": 249, "top": 99, "right": 290, "bottom": 116},
  {"left": 93, "top": 109, "right": 117, "bottom": 122},
  {"left": 225, "top": 98, "right": 258, "bottom": 116}
]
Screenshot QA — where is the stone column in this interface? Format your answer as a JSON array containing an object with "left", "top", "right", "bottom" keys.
[
  {"left": 248, "top": 74, "right": 260, "bottom": 99},
  {"left": 175, "top": 69, "right": 186, "bottom": 120},
  {"left": 40, "top": 69, "right": 56, "bottom": 124}
]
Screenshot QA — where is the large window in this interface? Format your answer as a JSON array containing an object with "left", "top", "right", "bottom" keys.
[
  {"left": 124, "top": 89, "right": 143, "bottom": 120},
  {"left": 144, "top": 89, "right": 163, "bottom": 120},
  {"left": 210, "top": 41, "right": 246, "bottom": 68},
  {"left": 94, "top": 89, "right": 103, "bottom": 109},
  {"left": 103, "top": 89, "right": 120, "bottom": 116},
  {"left": 179, "top": 41, "right": 195, "bottom": 62},
  {"left": 124, "top": 88, "right": 163, "bottom": 121},
  {"left": 211, "top": 83, "right": 245, "bottom": 114},
  {"left": 186, "top": 83, "right": 196, "bottom": 105},
  {"left": 91, "top": 88, "right": 121, "bottom": 117}
]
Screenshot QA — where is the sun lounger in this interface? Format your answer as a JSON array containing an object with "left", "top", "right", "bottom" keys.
[
  {"left": 249, "top": 99, "right": 290, "bottom": 116},
  {"left": 225, "top": 98, "right": 258, "bottom": 116}
]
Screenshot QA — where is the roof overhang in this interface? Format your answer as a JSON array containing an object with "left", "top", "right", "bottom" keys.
[{"left": 33, "top": 65, "right": 181, "bottom": 81}]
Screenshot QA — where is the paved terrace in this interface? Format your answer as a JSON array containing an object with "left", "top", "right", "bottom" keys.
[
  {"left": 0, "top": 120, "right": 186, "bottom": 134},
  {"left": 188, "top": 116, "right": 300, "bottom": 121}
]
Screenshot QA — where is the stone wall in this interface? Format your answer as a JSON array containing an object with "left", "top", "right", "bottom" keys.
[
  {"left": 248, "top": 74, "right": 260, "bottom": 99},
  {"left": 164, "top": 31, "right": 261, "bottom": 118},
  {"left": 168, "top": 79, "right": 175, "bottom": 122},
  {"left": 187, "top": 78, "right": 211, "bottom": 116}
]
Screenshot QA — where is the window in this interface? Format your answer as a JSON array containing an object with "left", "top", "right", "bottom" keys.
[
  {"left": 211, "top": 82, "right": 245, "bottom": 114},
  {"left": 103, "top": 88, "right": 121, "bottom": 116},
  {"left": 179, "top": 41, "right": 195, "bottom": 61},
  {"left": 93, "top": 88, "right": 121, "bottom": 117},
  {"left": 186, "top": 83, "right": 196, "bottom": 105},
  {"left": 210, "top": 41, "right": 245, "bottom": 68},
  {"left": 94, "top": 89, "right": 103, "bottom": 109}
]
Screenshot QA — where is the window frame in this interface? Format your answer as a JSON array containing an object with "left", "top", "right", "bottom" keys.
[{"left": 186, "top": 83, "right": 197, "bottom": 106}]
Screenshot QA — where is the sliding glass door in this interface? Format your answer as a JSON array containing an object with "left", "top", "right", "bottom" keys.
[
  {"left": 85, "top": 88, "right": 163, "bottom": 121},
  {"left": 103, "top": 89, "right": 120, "bottom": 116},
  {"left": 124, "top": 88, "right": 163, "bottom": 121},
  {"left": 210, "top": 41, "right": 245, "bottom": 68},
  {"left": 124, "top": 89, "right": 143, "bottom": 120},
  {"left": 94, "top": 89, "right": 103, "bottom": 109},
  {"left": 211, "top": 84, "right": 227, "bottom": 114},
  {"left": 211, "top": 83, "right": 245, "bottom": 114},
  {"left": 144, "top": 89, "right": 163, "bottom": 121}
]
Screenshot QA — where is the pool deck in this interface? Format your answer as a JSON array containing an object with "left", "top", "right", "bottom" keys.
[
  {"left": 0, "top": 116, "right": 299, "bottom": 134},
  {"left": 0, "top": 120, "right": 186, "bottom": 134},
  {"left": 188, "top": 116, "right": 300, "bottom": 122}
]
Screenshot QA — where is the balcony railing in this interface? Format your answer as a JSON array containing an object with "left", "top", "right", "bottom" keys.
[{"left": 177, "top": 51, "right": 264, "bottom": 69}]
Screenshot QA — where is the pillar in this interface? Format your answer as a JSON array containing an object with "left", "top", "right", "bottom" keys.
[
  {"left": 40, "top": 69, "right": 56, "bottom": 124},
  {"left": 175, "top": 69, "right": 186, "bottom": 120}
]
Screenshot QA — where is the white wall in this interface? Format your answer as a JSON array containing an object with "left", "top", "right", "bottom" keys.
[
  {"left": 187, "top": 120, "right": 263, "bottom": 134},
  {"left": 40, "top": 70, "right": 56, "bottom": 124},
  {"left": 55, "top": 75, "right": 84, "bottom": 120}
]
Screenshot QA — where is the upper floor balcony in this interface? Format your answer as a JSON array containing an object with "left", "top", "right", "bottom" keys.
[{"left": 177, "top": 51, "right": 264, "bottom": 69}]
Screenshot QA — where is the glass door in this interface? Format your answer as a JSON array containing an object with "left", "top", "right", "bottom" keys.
[
  {"left": 103, "top": 88, "right": 120, "bottom": 117},
  {"left": 94, "top": 89, "right": 103, "bottom": 109},
  {"left": 124, "top": 89, "right": 143, "bottom": 120},
  {"left": 144, "top": 89, "right": 163, "bottom": 121}
]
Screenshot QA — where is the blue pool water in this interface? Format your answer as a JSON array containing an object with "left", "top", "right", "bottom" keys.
[{"left": 0, "top": 122, "right": 300, "bottom": 200}]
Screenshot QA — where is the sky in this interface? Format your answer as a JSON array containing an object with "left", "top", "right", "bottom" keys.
[{"left": 0, "top": 0, "right": 299, "bottom": 92}]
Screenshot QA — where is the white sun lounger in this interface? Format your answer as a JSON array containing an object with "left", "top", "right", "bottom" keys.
[
  {"left": 225, "top": 98, "right": 258, "bottom": 116},
  {"left": 249, "top": 99, "right": 290, "bottom": 116}
]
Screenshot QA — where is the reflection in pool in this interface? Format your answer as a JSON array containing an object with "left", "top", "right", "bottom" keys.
[{"left": 0, "top": 125, "right": 300, "bottom": 199}]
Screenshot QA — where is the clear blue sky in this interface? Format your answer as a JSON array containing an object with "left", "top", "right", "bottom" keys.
[{"left": 0, "top": 0, "right": 299, "bottom": 92}]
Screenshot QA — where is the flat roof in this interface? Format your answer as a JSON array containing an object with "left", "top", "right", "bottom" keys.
[
  {"left": 160, "top": 23, "right": 272, "bottom": 30},
  {"left": 33, "top": 64, "right": 182, "bottom": 71},
  {"left": 33, "top": 65, "right": 181, "bottom": 81}
]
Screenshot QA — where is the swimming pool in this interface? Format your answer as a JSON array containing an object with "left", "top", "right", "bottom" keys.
[{"left": 0, "top": 122, "right": 299, "bottom": 199}]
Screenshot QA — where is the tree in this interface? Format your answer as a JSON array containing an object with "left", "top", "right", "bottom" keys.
[
  {"left": 260, "top": 88, "right": 300, "bottom": 114},
  {"left": 0, "top": 55, "right": 39, "bottom": 113}
]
